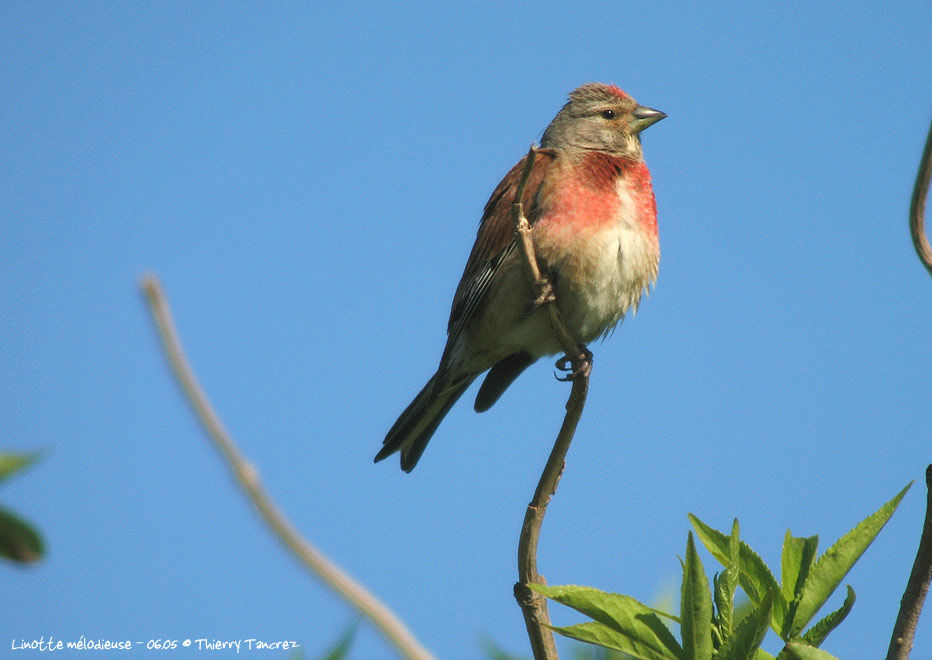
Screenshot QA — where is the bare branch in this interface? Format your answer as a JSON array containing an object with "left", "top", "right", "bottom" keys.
[
  {"left": 140, "top": 275, "right": 436, "bottom": 660},
  {"left": 910, "top": 117, "right": 932, "bottom": 278},
  {"left": 511, "top": 146, "right": 591, "bottom": 660},
  {"left": 886, "top": 465, "right": 932, "bottom": 660},
  {"left": 511, "top": 146, "right": 588, "bottom": 364},
  {"left": 884, "top": 116, "right": 932, "bottom": 660}
]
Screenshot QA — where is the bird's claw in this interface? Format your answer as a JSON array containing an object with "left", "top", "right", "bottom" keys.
[{"left": 554, "top": 347, "right": 593, "bottom": 381}]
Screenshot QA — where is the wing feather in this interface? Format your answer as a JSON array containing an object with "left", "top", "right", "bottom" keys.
[{"left": 446, "top": 149, "right": 556, "bottom": 345}]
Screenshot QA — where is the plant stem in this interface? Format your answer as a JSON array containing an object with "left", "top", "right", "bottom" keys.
[
  {"left": 141, "top": 275, "right": 436, "bottom": 660},
  {"left": 885, "top": 115, "right": 932, "bottom": 660},
  {"left": 909, "top": 117, "right": 932, "bottom": 277},
  {"left": 885, "top": 465, "right": 932, "bottom": 660},
  {"left": 511, "top": 146, "right": 591, "bottom": 660}
]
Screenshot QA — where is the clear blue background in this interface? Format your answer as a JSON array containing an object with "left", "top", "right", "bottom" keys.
[{"left": 3, "top": 3, "right": 931, "bottom": 659}]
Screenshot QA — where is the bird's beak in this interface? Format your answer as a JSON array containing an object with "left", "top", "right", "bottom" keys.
[{"left": 630, "top": 105, "right": 666, "bottom": 133}]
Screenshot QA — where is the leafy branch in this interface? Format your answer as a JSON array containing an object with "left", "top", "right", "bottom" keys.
[{"left": 533, "top": 485, "right": 909, "bottom": 659}]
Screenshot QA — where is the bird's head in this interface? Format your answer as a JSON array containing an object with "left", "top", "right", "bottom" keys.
[{"left": 540, "top": 83, "right": 665, "bottom": 158}]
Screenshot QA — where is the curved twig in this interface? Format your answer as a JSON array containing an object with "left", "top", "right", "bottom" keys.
[
  {"left": 141, "top": 275, "right": 436, "bottom": 660},
  {"left": 511, "top": 146, "right": 591, "bottom": 660},
  {"left": 909, "top": 117, "right": 932, "bottom": 277}
]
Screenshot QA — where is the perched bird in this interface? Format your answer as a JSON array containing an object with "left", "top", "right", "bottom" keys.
[{"left": 375, "top": 83, "right": 665, "bottom": 472}]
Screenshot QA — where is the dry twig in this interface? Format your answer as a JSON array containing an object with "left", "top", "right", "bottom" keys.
[{"left": 141, "top": 275, "right": 435, "bottom": 660}]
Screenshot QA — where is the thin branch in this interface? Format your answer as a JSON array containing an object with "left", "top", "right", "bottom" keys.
[
  {"left": 886, "top": 465, "right": 932, "bottom": 660},
  {"left": 511, "top": 147, "right": 587, "bottom": 361},
  {"left": 909, "top": 117, "right": 932, "bottom": 278},
  {"left": 140, "top": 275, "right": 436, "bottom": 660},
  {"left": 511, "top": 146, "right": 591, "bottom": 660},
  {"left": 883, "top": 116, "right": 932, "bottom": 660}
]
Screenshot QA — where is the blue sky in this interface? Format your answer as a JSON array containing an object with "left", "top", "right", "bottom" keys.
[{"left": 3, "top": 3, "right": 931, "bottom": 659}]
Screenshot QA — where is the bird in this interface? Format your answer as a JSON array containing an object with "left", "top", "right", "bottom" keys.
[{"left": 375, "top": 83, "right": 665, "bottom": 472}]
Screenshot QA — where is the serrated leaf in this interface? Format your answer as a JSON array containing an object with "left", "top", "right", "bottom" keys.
[
  {"left": 0, "top": 506, "right": 44, "bottom": 563},
  {"left": 781, "top": 641, "right": 839, "bottom": 660},
  {"left": 550, "top": 621, "right": 674, "bottom": 660},
  {"left": 789, "top": 484, "right": 909, "bottom": 636},
  {"left": 800, "top": 585, "right": 854, "bottom": 647},
  {"left": 531, "top": 584, "right": 682, "bottom": 660},
  {"left": 318, "top": 621, "right": 357, "bottom": 660},
  {"left": 0, "top": 452, "right": 40, "bottom": 483},
  {"left": 682, "top": 533, "right": 713, "bottom": 660},
  {"left": 780, "top": 530, "right": 818, "bottom": 604},
  {"left": 689, "top": 514, "right": 788, "bottom": 635},
  {"left": 713, "top": 590, "right": 772, "bottom": 660}
]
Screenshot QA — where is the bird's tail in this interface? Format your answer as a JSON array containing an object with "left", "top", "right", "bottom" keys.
[{"left": 375, "top": 373, "right": 474, "bottom": 472}]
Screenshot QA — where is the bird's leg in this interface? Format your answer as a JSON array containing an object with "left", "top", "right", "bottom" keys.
[{"left": 555, "top": 346, "right": 593, "bottom": 382}]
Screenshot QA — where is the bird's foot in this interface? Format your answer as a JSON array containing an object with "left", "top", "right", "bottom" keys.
[{"left": 555, "top": 346, "right": 593, "bottom": 381}]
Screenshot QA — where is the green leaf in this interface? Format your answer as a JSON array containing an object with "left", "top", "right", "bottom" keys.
[
  {"left": 689, "top": 514, "right": 788, "bottom": 635},
  {"left": 0, "top": 452, "right": 40, "bottom": 483},
  {"left": 713, "top": 590, "right": 772, "bottom": 660},
  {"left": 800, "top": 585, "right": 854, "bottom": 647},
  {"left": 727, "top": 519, "right": 741, "bottom": 596},
  {"left": 714, "top": 520, "right": 742, "bottom": 638},
  {"left": 713, "top": 573, "right": 730, "bottom": 640},
  {"left": 781, "top": 641, "right": 839, "bottom": 660},
  {"left": 789, "top": 484, "right": 910, "bottom": 636},
  {"left": 682, "top": 533, "right": 713, "bottom": 660},
  {"left": 0, "top": 506, "right": 44, "bottom": 563},
  {"left": 531, "top": 584, "right": 682, "bottom": 660},
  {"left": 780, "top": 530, "right": 818, "bottom": 604},
  {"left": 552, "top": 621, "right": 673, "bottom": 660},
  {"left": 318, "top": 621, "right": 357, "bottom": 660},
  {"left": 753, "top": 650, "right": 776, "bottom": 660}
]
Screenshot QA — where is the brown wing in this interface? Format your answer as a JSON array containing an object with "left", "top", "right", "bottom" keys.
[{"left": 446, "top": 148, "right": 557, "bottom": 345}]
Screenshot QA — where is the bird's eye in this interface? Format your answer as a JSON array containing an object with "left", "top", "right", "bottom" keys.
[{"left": 600, "top": 109, "right": 616, "bottom": 119}]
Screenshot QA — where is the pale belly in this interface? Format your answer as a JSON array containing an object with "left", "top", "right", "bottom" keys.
[{"left": 450, "top": 216, "right": 658, "bottom": 374}]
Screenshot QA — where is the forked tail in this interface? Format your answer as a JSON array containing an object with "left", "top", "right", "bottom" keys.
[{"left": 375, "top": 373, "right": 475, "bottom": 472}]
